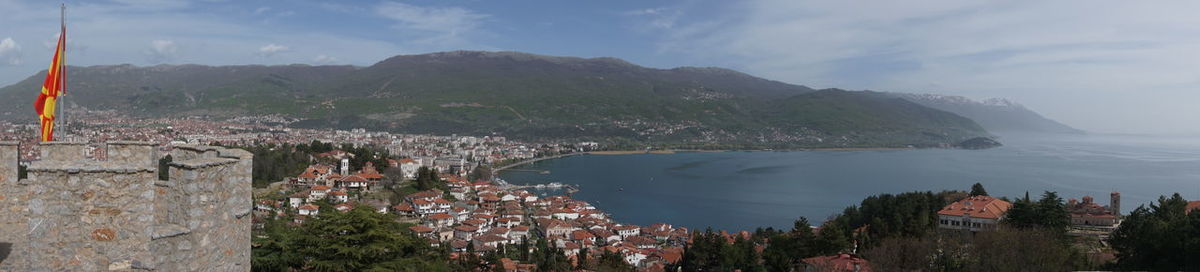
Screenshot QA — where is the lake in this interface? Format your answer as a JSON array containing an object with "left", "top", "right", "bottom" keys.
[{"left": 498, "top": 133, "right": 1200, "bottom": 231}]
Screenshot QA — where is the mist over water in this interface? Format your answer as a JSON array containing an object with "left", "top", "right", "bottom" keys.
[{"left": 500, "top": 133, "right": 1200, "bottom": 231}]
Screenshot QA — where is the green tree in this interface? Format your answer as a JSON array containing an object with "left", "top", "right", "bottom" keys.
[
  {"left": 763, "top": 217, "right": 818, "bottom": 271},
  {"left": 969, "top": 182, "right": 988, "bottom": 196},
  {"left": 595, "top": 251, "right": 636, "bottom": 272},
  {"left": 1110, "top": 193, "right": 1200, "bottom": 271},
  {"left": 284, "top": 206, "right": 449, "bottom": 271},
  {"left": 1003, "top": 191, "right": 1069, "bottom": 235},
  {"left": 1034, "top": 191, "right": 1070, "bottom": 232}
]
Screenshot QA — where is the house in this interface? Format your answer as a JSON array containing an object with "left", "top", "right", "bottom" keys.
[
  {"left": 591, "top": 229, "right": 621, "bottom": 245},
  {"left": 393, "top": 203, "right": 416, "bottom": 217},
  {"left": 450, "top": 188, "right": 468, "bottom": 200},
  {"left": 455, "top": 225, "right": 480, "bottom": 239},
  {"left": 496, "top": 217, "right": 521, "bottom": 228},
  {"left": 398, "top": 158, "right": 422, "bottom": 179},
  {"left": 1188, "top": 200, "right": 1200, "bottom": 214},
  {"left": 625, "top": 236, "right": 657, "bottom": 249},
  {"left": 542, "top": 220, "right": 575, "bottom": 237},
  {"left": 510, "top": 225, "right": 531, "bottom": 240},
  {"left": 425, "top": 213, "right": 456, "bottom": 228},
  {"left": 334, "top": 202, "right": 354, "bottom": 212},
  {"left": 329, "top": 190, "right": 349, "bottom": 203},
  {"left": 499, "top": 258, "right": 536, "bottom": 272},
  {"left": 802, "top": 254, "right": 872, "bottom": 272},
  {"left": 614, "top": 225, "right": 641, "bottom": 238},
  {"left": 937, "top": 195, "right": 1012, "bottom": 231},
  {"left": 364, "top": 199, "right": 390, "bottom": 214},
  {"left": 308, "top": 185, "right": 331, "bottom": 201},
  {"left": 410, "top": 225, "right": 436, "bottom": 239},
  {"left": 406, "top": 189, "right": 443, "bottom": 203},
  {"left": 475, "top": 234, "right": 510, "bottom": 249},
  {"left": 298, "top": 204, "right": 320, "bottom": 216},
  {"left": 255, "top": 200, "right": 278, "bottom": 212},
  {"left": 552, "top": 208, "right": 580, "bottom": 220},
  {"left": 338, "top": 175, "right": 372, "bottom": 190},
  {"left": 570, "top": 229, "right": 596, "bottom": 244},
  {"left": 287, "top": 192, "right": 307, "bottom": 208}
]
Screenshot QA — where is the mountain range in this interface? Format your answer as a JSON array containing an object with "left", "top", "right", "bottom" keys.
[
  {"left": 0, "top": 51, "right": 1072, "bottom": 148},
  {"left": 891, "top": 93, "right": 1083, "bottom": 134}
]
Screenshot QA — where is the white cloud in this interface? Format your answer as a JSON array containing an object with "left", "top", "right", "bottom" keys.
[
  {"left": 0, "top": 38, "right": 21, "bottom": 66},
  {"left": 625, "top": 7, "right": 681, "bottom": 31},
  {"left": 624, "top": 8, "right": 664, "bottom": 16},
  {"left": 257, "top": 43, "right": 289, "bottom": 57},
  {"left": 252, "top": 6, "right": 270, "bottom": 15},
  {"left": 374, "top": 1, "right": 488, "bottom": 46},
  {"left": 144, "top": 39, "right": 178, "bottom": 63},
  {"left": 108, "top": 0, "right": 190, "bottom": 11},
  {"left": 312, "top": 54, "right": 338, "bottom": 64}
]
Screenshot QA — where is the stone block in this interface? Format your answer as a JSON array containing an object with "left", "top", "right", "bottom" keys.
[
  {"left": 38, "top": 142, "right": 86, "bottom": 162},
  {"left": 106, "top": 141, "right": 158, "bottom": 170}
]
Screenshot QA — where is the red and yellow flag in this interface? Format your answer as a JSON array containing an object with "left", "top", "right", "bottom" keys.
[{"left": 34, "top": 26, "right": 65, "bottom": 142}]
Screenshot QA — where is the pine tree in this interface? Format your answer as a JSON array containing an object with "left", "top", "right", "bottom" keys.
[{"left": 970, "top": 182, "right": 989, "bottom": 196}]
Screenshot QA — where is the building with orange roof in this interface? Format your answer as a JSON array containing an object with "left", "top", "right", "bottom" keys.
[
  {"left": 298, "top": 204, "right": 320, "bottom": 216},
  {"left": 1187, "top": 200, "right": 1200, "bottom": 214},
  {"left": 802, "top": 253, "right": 871, "bottom": 272},
  {"left": 936, "top": 195, "right": 1012, "bottom": 231},
  {"left": 1067, "top": 193, "right": 1121, "bottom": 228},
  {"left": 329, "top": 190, "right": 349, "bottom": 203}
]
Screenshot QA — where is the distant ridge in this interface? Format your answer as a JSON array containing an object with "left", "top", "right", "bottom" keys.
[
  {"left": 893, "top": 93, "right": 1083, "bottom": 134},
  {"left": 0, "top": 51, "right": 991, "bottom": 148}
]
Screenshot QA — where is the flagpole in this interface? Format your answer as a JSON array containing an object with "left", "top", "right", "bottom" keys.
[{"left": 59, "top": 3, "right": 66, "bottom": 139}]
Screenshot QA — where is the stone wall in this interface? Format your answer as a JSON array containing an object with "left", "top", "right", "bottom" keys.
[{"left": 0, "top": 142, "right": 251, "bottom": 271}]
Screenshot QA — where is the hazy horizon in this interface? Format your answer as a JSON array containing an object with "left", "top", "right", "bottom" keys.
[{"left": 1, "top": 0, "right": 1198, "bottom": 135}]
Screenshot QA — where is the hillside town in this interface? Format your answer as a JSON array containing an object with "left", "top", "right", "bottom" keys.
[{"left": 0, "top": 114, "right": 580, "bottom": 172}]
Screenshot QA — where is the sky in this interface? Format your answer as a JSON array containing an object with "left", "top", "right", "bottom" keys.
[{"left": 1, "top": 0, "right": 1198, "bottom": 134}]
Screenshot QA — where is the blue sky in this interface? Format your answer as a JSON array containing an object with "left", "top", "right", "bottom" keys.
[{"left": 1, "top": 0, "right": 1199, "bottom": 134}]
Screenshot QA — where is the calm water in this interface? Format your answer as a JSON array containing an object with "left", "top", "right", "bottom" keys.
[{"left": 499, "top": 134, "right": 1200, "bottom": 231}]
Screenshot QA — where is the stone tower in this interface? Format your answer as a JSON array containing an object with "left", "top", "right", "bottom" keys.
[
  {"left": 1111, "top": 191, "right": 1121, "bottom": 216},
  {"left": 0, "top": 141, "right": 252, "bottom": 271}
]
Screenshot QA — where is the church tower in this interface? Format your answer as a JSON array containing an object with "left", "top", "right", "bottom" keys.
[{"left": 1110, "top": 192, "right": 1121, "bottom": 216}]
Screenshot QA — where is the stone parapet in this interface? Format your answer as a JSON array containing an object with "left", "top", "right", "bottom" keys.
[
  {"left": 38, "top": 141, "right": 86, "bottom": 162},
  {"left": 0, "top": 142, "right": 251, "bottom": 272},
  {"left": 0, "top": 142, "right": 15, "bottom": 184},
  {"left": 107, "top": 141, "right": 158, "bottom": 170}
]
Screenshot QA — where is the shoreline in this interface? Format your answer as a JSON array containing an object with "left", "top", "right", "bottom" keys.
[
  {"left": 495, "top": 146, "right": 922, "bottom": 171},
  {"left": 586, "top": 147, "right": 916, "bottom": 155},
  {"left": 493, "top": 152, "right": 583, "bottom": 172}
]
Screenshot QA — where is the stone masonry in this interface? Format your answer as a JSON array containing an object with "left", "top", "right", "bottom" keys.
[{"left": 0, "top": 142, "right": 252, "bottom": 271}]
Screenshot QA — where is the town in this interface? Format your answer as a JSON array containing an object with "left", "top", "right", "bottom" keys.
[{"left": 2, "top": 114, "right": 1198, "bottom": 271}]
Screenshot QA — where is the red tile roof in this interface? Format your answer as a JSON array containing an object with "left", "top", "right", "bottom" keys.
[
  {"left": 340, "top": 175, "right": 368, "bottom": 182},
  {"left": 802, "top": 254, "right": 871, "bottom": 272},
  {"left": 937, "top": 195, "right": 1012, "bottom": 219},
  {"left": 298, "top": 204, "right": 319, "bottom": 211},
  {"left": 1187, "top": 201, "right": 1200, "bottom": 214},
  {"left": 409, "top": 225, "right": 434, "bottom": 233},
  {"left": 571, "top": 230, "right": 595, "bottom": 240},
  {"left": 427, "top": 213, "right": 454, "bottom": 220}
]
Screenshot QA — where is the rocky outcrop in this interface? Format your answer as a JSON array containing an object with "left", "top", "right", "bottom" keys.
[{"left": 957, "top": 137, "right": 1003, "bottom": 150}]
